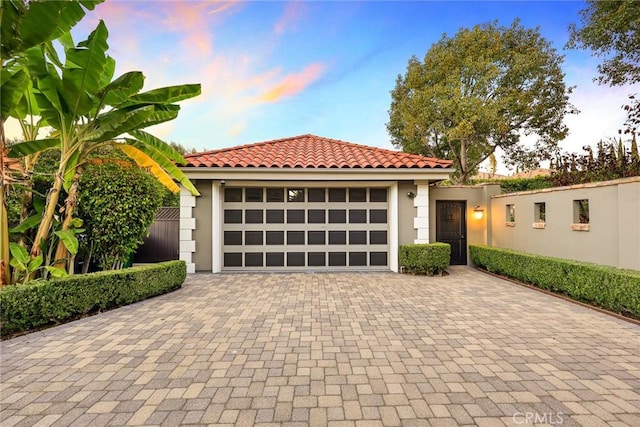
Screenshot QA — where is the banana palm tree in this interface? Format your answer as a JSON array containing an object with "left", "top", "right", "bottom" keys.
[{"left": 7, "top": 19, "right": 200, "bottom": 276}]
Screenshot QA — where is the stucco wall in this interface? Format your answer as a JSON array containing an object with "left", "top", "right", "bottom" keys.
[
  {"left": 193, "top": 180, "right": 213, "bottom": 271},
  {"left": 490, "top": 177, "right": 640, "bottom": 270},
  {"left": 398, "top": 181, "right": 417, "bottom": 245}
]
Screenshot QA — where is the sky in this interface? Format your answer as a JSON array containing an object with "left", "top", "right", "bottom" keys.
[{"left": 7, "top": 0, "right": 639, "bottom": 172}]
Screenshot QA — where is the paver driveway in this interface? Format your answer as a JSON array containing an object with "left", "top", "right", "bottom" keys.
[{"left": 1, "top": 267, "right": 639, "bottom": 426}]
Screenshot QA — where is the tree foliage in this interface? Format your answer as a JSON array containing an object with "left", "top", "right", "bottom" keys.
[
  {"left": 387, "top": 20, "right": 576, "bottom": 183},
  {"left": 78, "top": 161, "right": 163, "bottom": 271},
  {"left": 568, "top": 0, "right": 640, "bottom": 133},
  {"left": 550, "top": 135, "right": 640, "bottom": 186}
]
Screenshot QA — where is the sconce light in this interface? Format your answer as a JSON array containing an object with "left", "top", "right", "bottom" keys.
[
  {"left": 407, "top": 192, "right": 416, "bottom": 199},
  {"left": 473, "top": 205, "right": 484, "bottom": 220}
]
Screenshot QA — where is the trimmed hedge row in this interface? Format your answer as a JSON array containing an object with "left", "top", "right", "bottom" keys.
[
  {"left": 1, "top": 260, "right": 186, "bottom": 337},
  {"left": 399, "top": 243, "right": 451, "bottom": 275},
  {"left": 470, "top": 245, "right": 640, "bottom": 318}
]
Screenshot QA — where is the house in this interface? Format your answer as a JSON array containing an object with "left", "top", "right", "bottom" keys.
[{"left": 178, "top": 134, "right": 459, "bottom": 273}]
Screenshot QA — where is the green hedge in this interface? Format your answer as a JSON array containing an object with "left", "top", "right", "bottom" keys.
[
  {"left": 470, "top": 245, "right": 640, "bottom": 318},
  {"left": 1, "top": 261, "right": 186, "bottom": 338},
  {"left": 399, "top": 243, "right": 451, "bottom": 275}
]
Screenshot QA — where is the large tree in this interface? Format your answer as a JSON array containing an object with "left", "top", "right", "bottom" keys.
[
  {"left": 568, "top": 0, "right": 640, "bottom": 133},
  {"left": 387, "top": 20, "right": 576, "bottom": 183}
]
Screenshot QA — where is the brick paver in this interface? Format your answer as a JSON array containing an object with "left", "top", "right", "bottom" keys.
[{"left": 1, "top": 267, "right": 639, "bottom": 426}]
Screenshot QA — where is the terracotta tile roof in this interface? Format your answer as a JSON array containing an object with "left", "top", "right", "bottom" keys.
[{"left": 184, "top": 134, "right": 453, "bottom": 169}]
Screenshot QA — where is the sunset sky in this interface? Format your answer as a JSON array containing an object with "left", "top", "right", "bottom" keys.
[{"left": 11, "top": 1, "right": 640, "bottom": 172}]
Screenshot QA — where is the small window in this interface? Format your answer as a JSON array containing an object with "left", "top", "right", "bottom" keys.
[
  {"left": 308, "top": 252, "right": 325, "bottom": 267},
  {"left": 224, "top": 231, "right": 242, "bottom": 245},
  {"left": 287, "top": 231, "right": 305, "bottom": 245},
  {"left": 308, "top": 210, "right": 326, "bottom": 224},
  {"left": 287, "top": 209, "right": 305, "bottom": 224},
  {"left": 369, "top": 209, "right": 387, "bottom": 224},
  {"left": 370, "top": 252, "right": 387, "bottom": 266},
  {"left": 287, "top": 252, "right": 305, "bottom": 266},
  {"left": 266, "top": 231, "right": 284, "bottom": 245},
  {"left": 224, "top": 253, "right": 242, "bottom": 267},
  {"left": 574, "top": 199, "right": 589, "bottom": 224},
  {"left": 224, "top": 188, "right": 242, "bottom": 202},
  {"left": 267, "top": 188, "right": 284, "bottom": 202},
  {"left": 308, "top": 231, "right": 326, "bottom": 245},
  {"left": 328, "top": 210, "right": 346, "bottom": 223},
  {"left": 349, "top": 209, "right": 366, "bottom": 223},
  {"left": 349, "top": 252, "right": 367, "bottom": 266},
  {"left": 506, "top": 204, "right": 515, "bottom": 223},
  {"left": 329, "top": 252, "right": 347, "bottom": 266},
  {"left": 349, "top": 231, "right": 367, "bottom": 245},
  {"left": 370, "top": 188, "right": 387, "bottom": 202},
  {"left": 308, "top": 188, "right": 325, "bottom": 202},
  {"left": 329, "top": 188, "right": 346, "bottom": 202},
  {"left": 246, "top": 188, "right": 263, "bottom": 202},
  {"left": 224, "top": 209, "right": 242, "bottom": 224},
  {"left": 266, "top": 210, "right": 284, "bottom": 223},
  {"left": 369, "top": 231, "right": 387, "bottom": 245},
  {"left": 245, "top": 231, "right": 263, "bottom": 245},
  {"left": 287, "top": 189, "right": 305, "bottom": 202},
  {"left": 328, "top": 231, "right": 346, "bottom": 245},
  {"left": 245, "top": 209, "right": 263, "bottom": 224},
  {"left": 266, "top": 253, "right": 285, "bottom": 267},
  {"left": 349, "top": 188, "right": 366, "bottom": 202},
  {"left": 534, "top": 202, "right": 546, "bottom": 223},
  {"left": 245, "top": 252, "right": 263, "bottom": 267}
]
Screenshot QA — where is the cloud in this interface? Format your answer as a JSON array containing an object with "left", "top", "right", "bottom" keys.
[
  {"left": 259, "top": 63, "right": 326, "bottom": 103},
  {"left": 274, "top": 1, "right": 307, "bottom": 35}
]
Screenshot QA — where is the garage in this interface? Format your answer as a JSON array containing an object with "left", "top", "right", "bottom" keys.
[{"left": 221, "top": 186, "right": 389, "bottom": 270}]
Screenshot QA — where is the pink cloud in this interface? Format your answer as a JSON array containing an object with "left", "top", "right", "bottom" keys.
[
  {"left": 259, "top": 63, "right": 326, "bottom": 102},
  {"left": 274, "top": 1, "right": 307, "bottom": 35}
]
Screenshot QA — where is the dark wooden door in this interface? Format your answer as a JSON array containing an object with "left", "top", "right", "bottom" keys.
[{"left": 436, "top": 201, "right": 467, "bottom": 265}]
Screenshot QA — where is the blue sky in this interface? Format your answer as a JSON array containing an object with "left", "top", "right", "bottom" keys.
[{"left": 9, "top": 1, "right": 638, "bottom": 172}]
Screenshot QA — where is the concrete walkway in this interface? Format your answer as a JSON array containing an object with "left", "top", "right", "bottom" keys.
[{"left": 1, "top": 267, "right": 639, "bottom": 426}]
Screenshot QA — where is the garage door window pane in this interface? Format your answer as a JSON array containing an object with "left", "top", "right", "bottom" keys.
[
  {"left": 370, "top": 252, "right": 387, "bottom": 266},
  {"left": 349, "top": 209, "right": 366, "bottom": 223},
  {"left": 370, "top": 188, "right": 387, "bottom": 202},
  {"left": 224, "top": 209, "right": 242, "bottom": 224},
  {"left": 329, "top": 188, "right": 346, "bottom": 202},
  {"left": 369, "top": 230, "right": 387, "bottom": 245},
  {"left": 370, "top": 209, "right": 387, "bottom": 223},
  {"left": 266, "top": 252, "right": 284, "bottom": 266},
  {"left": 349, "top": 188, "right": 366, "bottom": 202},
  {"left": 329, "top": 252, "right": 347, "bottom": 266},
  {"left": 224, "top": 253, "right": 242, "bottom": 267},
  {"left": 287, "top": 209, "right": 305, "bottom": 223},
  {"left": 328, "top": 209, "right": 346, "bottom": 223},
  {"left": 308, "top": 209, "right": 325, "bottom": 224},
  {"left": 267, "top": 188, "right": 284, "bottom": 202},
  {"left": 224, "top": 231, "right": 242, "bottom": 245},
  {"left": 328, "top": 231, "right": 346, "bottom": 244},
  {"left": 308, "top": 231, "right": 325, "bottom": 245},
  {"left": 287, "top": 231, "right": 305, "bottom": 244},
  {"left": 266, "top": 210, "right": 284, "bottom": 223},
  {"left": 349, "top": 252, "right": 367, "bottom": 266},
  {"left": 266, "top": 231, "right": 284, "bottom": 245},
  {"left": 245, "top": 210, "right": 263, "bottom": 224},
  {"left": 224, "top": 188, "right": 242, "bottom": 202},
  {"left": 245, "top": 252, "right": 263, "bottom": 267},
  {"left": 246, "top": 188, "right": 263, "bottom": 202},
  {"left": 245, "top": 231, "right": 263, "bottom": 245},
  {"left": 287, "top": 252, "right": 305, "bottom": 266},
  {"left": 349, "top": 231, "right": 367, "bottom": 244},
  {"left": 308, "top": 188, "right": 325, "bottom": 202},
  {"left": 308, "top": 252, "right": 325, "bottom": 266},
  {"left": 288, "top": 189, "right": 305, "bottom": 202}
]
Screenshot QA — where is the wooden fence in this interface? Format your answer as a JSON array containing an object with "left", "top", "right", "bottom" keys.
[{"left": 133, "top": 207, "right": 180, "bottom": 263}]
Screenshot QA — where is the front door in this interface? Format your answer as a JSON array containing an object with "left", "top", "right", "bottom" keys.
[{"left": 436, "top": 201, "right": 467, "bottom": 265}]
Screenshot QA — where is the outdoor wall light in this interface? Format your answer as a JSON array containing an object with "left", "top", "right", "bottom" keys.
[
  {"left": 407, "top": 192, "right": 416, "bottom": 198},
  {"left": 473, "top": 205, "right": 484, "bottom": 220}
]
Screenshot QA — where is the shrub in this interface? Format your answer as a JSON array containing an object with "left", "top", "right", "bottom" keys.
[
  {"left": 399, "top": 243, "right": 451, "bottom": 275},
  {"left": 470, "top": 176, "right": 553, "bottom": 193},
  {"left": 470, "top": 245, "right": 640, "bottom": 319},
  {"left": 0, "top": 261, "right": 186, "bottom": 338}
]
